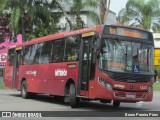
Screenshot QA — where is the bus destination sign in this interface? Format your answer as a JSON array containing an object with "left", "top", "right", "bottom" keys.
[{"left": 105, "top": 26, "right": 149, "bottom": 39}]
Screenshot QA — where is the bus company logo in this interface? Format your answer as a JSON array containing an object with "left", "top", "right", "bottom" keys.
[{"left": 55, "top": 69, "right": 67, "bottom": 76}]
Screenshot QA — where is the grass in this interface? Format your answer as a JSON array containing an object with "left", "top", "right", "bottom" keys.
[
  {"left": 153, "top": 82, "right": 160, "bottom": 91},
  {"left": 0, "top": 81, "right": 4, "bottom": 89}
]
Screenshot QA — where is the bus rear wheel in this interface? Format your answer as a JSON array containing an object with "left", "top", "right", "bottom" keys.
[
  {"left": 69, "top": 84, "right": 79, "bottom": 108},
  {"left": 113, "top": 100, "right": 120, "bottom": 107},
  {"left": 21, "top": 81, "right": 30, "bottom": 99}
]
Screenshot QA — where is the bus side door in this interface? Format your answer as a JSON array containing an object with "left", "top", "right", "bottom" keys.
[{"left": 78, "top": 35, "right": 96, "bottom": 97}]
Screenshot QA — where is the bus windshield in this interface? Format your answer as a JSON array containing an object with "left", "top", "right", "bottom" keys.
[{"left": 99, "top": 39, "right": 154, "bottom": 75}]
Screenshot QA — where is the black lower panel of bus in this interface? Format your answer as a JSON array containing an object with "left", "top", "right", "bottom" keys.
[{"left": 81, "top": 82, "right": 88, "bottom": 91}]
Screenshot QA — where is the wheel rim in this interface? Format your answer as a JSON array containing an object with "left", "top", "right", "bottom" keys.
[{"left": 22, "top": 84, "right": 26, "bottom": 97}]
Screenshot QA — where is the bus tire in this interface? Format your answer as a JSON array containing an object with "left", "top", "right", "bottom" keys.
[
  {"left": 21, "top": 81, "right": 30, "bottom": 99},
  {"left": 113, "top": 100, "right": 120, "bottom": 107},
  {"left": 69, "top": 84, "right": 79, "bottom": 108}
]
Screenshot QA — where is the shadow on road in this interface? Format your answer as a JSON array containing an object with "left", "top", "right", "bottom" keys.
[
  {"left": 10, "top": 93, "right": 69, "bottom": 106},
  {"left": 9, "top": 93, "right": 148, "bottom": 111}
]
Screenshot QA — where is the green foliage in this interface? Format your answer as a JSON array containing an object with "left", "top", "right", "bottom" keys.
[
  {"left": 57, "top": 0, "right": 100, "bottom": 30},
  {"left": 118, "top": 0, "right": 160, "bottom": 31},
  {"left": 10, "top": 7, "right": 21, "bottom": 34},
  {"left": 0, "top": 14, "right": 11, "bottom": 43},
  {"left": 0, "top": 81, "right": 4, "bottom": 89},
  {"left": 0, "top": 0, "right": 61, "bottom": 41},
  {"left": 70, "top": 0, "right": 100, "bottom": 29},
  {"left": 153, "top": 83, "right": 160, "bottom": 91},
  {"left": 0, "top": 0, "right": 100, "bottom": 41},
  {"left": 155, "top": 66, "right": 160, "bottom": 77}
]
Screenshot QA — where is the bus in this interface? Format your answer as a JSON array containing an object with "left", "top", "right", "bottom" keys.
[{"left": 4, "top": 25, "right": 154, "bottom": 108}]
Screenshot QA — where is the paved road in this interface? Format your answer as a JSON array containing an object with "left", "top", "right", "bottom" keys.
[
  {"left": 0, "top": 89, "right": 159, "bottom": 111},
  {"left": 0, "top": 89, "right": 159, "bottom": 120},
  {"left": 0, "top": 76, "right": 159, "bottom": 120}
]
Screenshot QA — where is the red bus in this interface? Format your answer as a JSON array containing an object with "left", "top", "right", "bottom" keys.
[{"left": 4, "top": 25, "right": 154, "bottom": 108}]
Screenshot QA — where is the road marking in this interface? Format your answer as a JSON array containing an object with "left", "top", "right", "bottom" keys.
[{"left": 136, "top": 101, "right": 143, "bottom": 108}]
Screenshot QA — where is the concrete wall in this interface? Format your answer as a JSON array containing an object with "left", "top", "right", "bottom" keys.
[
  {"left": 153, "top": 33, "right": 160, "bottom": 48},
  {"left": 153, "top": 33, "right": 160, "bottom": 66}
]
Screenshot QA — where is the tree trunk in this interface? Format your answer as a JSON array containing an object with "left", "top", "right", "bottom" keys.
[
  {"left": 98, "top": 0, "right": 103, "bottom": 24},
  {"left": 98, "top": 0, "right": 111, "bottom": 24},
  {"left": 103, "top": 0, "right": 110, "bottom": 24},
  {"left": 20, "top": 0, "right": 25, "bottom": 42},
  {"left": 55, "top": 0, "right": 73, "bottom": 31},
  {"left": 21, "top": 13, "right": 25, "bottom": 42}
]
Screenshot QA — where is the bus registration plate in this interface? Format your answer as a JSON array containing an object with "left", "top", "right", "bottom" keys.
[{"left": 126, "top": 94, "right": 136, "bottom": 98}]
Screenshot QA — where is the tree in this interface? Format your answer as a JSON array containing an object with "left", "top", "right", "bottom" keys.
[
  {"left": 0, "top": 14, "right": 12, "bottom": 43},
  {"left": 118, "top": 0, "right": 160, "bottom": 31},
  {"left": 55, "top": 0, "right": 100, "bottom": 30},
  {"left": 98, "top": 0, "right": 111, "bottom": 24},
  {"left": 0, "top": 0, "right": 28, "bottom": 42},
  {"left": 54, "top": 0, "right": 73, "bottom": 30},
  {"left": 28, "top": 0, "right": 61, "bottom": 38},
  {"left": 0, "top": 0, "right": 61, "bottom": 42}
]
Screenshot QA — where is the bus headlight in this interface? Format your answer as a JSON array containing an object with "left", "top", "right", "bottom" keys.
[
  {"left": 98, "top": 78, "right": 112, "bottom": 90},
  {"left": 148, "top": 85, "right": 153, "bottom": 93}
]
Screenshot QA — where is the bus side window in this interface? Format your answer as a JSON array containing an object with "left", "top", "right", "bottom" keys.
[
  {"left": 51, "top": 39, "right": 64, "bottom": 63},
  {"left": 65, "top": 35, "right": 80, "bottom": 62},
  {"left": 33, "top": 43, "right": 43, "bottom": 64},
  {"left": 40, "top": 41, "right": 53, "bottom": 64}
]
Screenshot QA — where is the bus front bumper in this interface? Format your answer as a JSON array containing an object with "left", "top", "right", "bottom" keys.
[{"left": 95, "top": 86, "right": 153, "bottom": 102}]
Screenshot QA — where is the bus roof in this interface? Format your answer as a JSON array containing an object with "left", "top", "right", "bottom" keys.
[
  {"left": 15, "top": 24, "right": 151, "bottom": 49},
  {"left": 109, "top": 24, "right": 150, "bottom": 32},
  {"left": 16, "top": 25, "right": 102, "bottom": 48}
]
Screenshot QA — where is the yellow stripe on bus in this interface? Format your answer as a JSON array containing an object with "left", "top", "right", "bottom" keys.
[{"left": 82, "top": 32, "right": 94, "bottom": 37}]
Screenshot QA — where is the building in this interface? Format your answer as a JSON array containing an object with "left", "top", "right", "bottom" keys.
[
  {"left": 58, "top": 1, "right": 117, "bottom": 30},
  {"left": 153, "top": 33, "right": 160, "bottom": 66}
]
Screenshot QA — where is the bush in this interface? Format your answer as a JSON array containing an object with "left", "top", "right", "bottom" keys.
[
  {"left": 155, "top": 66, "right": 160, "bottom": 77},
  {"left": 0, "top": 81, "right": 4, "bottom": 89}
]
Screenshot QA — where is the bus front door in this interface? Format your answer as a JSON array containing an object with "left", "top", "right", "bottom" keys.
[{"left": 78, "top": 38, "right": 92, "bottom": 97}]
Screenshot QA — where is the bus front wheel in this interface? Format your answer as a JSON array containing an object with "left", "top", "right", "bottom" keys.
[
  {"left": 69, "top": 84, "right": 79, "bottom": 108},
  {"left": 21, "top": 81, "right": 30, "bottom": 99}
]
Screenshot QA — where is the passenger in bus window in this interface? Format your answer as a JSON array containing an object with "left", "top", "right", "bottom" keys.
[
  {"left": 68, "top": 49, "right": 78, "bottom": 61},
  {"left": 53, "top": 54, "right": 60, "bottom": 62},
  {"left": 133, "top": 55, "right": 139, "bottom": 65}
]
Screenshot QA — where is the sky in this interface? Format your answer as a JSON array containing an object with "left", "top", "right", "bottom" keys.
[{"left": 109, "top": 0, "right": 128, "bottom": 15}]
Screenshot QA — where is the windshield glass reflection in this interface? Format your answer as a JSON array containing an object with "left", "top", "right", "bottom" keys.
[{"left": 99, "top": 39, "right": 154, "bottom": 75}]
